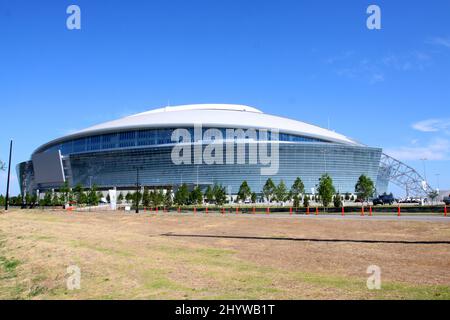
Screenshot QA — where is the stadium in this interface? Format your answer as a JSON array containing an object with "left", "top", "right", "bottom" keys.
[{"left": 17, "top": 104, "right": 430, "bottom": 197}]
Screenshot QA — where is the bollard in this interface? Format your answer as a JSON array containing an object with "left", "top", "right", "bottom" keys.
[
  {"left": 306, "top": 207, "right": 310, "bottom": 215},
  {"left": 156, "top": 207, "right": 159, "bottom": 213},
  {"left": 205, "top": 207, "right": 208, "bottom": 215},
  {"left": 253, "top": 207, "right": 256, "bottom": 214},
  {"left": 178, "top": 207, "right": 181, "bottom": 213},
  {"left": 397, "top": 205, "right": 401, "bottom": 217},
  {"left": 290, "top": 207, "right": 293, "bottom": 215},
  {"left": 369, "top": 206, "right": 372, "bottom": 216},
  {"left": 194, "top": 207, "right": 197, "bottom": 215},
  {"left": 445, "top": 205, "right": 447, "bottom": 217},
  {"left": 361, "top": 206, "right": 364, "bottom": 216},
  {"left": 221, "top": 207, "right": 225, "bottom": 215},
  {"left": 315, "top": 207, "right": 319, "bottom": 215},
  {"left": 266, "top": 207, "right": 270, "bottom": 215},
  {"left": 236, "top": 207, "right": 239, "bottom": 215},
  {"left": 341, "top": 206, "right": 344, "bottom": 216}
]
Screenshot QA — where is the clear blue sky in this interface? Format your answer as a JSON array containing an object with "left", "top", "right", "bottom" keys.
[{"left": 1, "top": 0, "right": 449, "bottom": 196}]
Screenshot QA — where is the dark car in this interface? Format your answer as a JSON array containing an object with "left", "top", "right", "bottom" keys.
[
  {"left": 373, "top": 194, "right": 395, "bottom": 205},
  {"left": 444, "top": 196, "right": 450, "bottom": 206}
]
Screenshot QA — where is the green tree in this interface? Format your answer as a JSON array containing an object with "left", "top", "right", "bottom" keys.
[
  {"left": 251, "top": 192, "right": 257, "bottom": 204},
  {"left": 303, "top": 195, "right": 309, "bottom": 207},
  {"left": 133, "top": 190, "right": 142, "bottom": 208},
  {"left": 154, "top": 189, "right": 164, "bottom": 207},
  {"left": 164, "top": 191, "right": 173, "bottom": 208},
  {"left": 0, "top": 194, "right": 5, "bottom": 206},
  {"left": 355, "top": 174, "right": 375, "bottom": 203},
  {"left": 52, "top": 192, "right": 60, "bottom": 206},
  {"left": 334, "top": 193, "right": 343, "bottom": 208},
  {"left": 59, "top": 181, "right": 70, "bottom": 204},
  {"left": 142, "top": 188, "right": 150, "bottom": 207},
  {"left": 275, "top": 180, "right": 288, "bottom": 203},
  {"left": 237, "top": 181, "right": 252, "bottom": 202},
  {"left": 204, "top": 185, "right": 215, "bottom": 204},
  {"left": 317, "top": 174, "right": 335, "bottom": 207},
  {"left": 290, "top": 177, "right": 305, "bottom": 199},
  {"left": 174, "top": 184, "right": 190, "bottom": 206},
  {"left": 73, "top": 184, "right": 86, "bottom": 205},
  {"left": 118, "top": 192, "right": 124, "bottom": 204},
  {"left": 263, "top": 178, "right": 276, "bottom": 203},
  {"left": 87, "top": 185, "right": 99, "bottom": 206},
  {"left": 293, "top": 195, "right": 300, "bottom": 208},
  {"left": 213, "top": 184, "right": 227, "bottom": 206},
  {"left": 190, "top": 186, "right": 203, "bottom": 205},
  {"left": 125, "top": 192, "right": 133, "bottom": 203},
  {"left": 43, "top": 192, "right": 52, "bottom": 206}
]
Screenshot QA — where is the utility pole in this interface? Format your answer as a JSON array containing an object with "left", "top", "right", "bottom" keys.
[{"left": 5, "top": 140, "right": 13, "bottom": 211}]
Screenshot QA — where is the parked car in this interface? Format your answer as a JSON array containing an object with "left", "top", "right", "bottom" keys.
[
  {"left": 444, "top": 196, "right": 450, "bottom": 206},
  {"left": 373, "top": 194, "right": 395, "bottom": 205}
]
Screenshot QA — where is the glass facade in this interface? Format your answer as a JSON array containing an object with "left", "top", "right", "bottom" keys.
[
  {"left": 39, "top": 128, "right": 330, "bottom": 156},
  {"left": 18, "top": 136, "right": 383, "bottom": 195}
]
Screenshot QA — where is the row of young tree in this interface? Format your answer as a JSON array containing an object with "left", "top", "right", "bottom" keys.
[
  {"left": 8, "top": 181, "right": 104, "bottom": 207},
  {"left": 166, "top": 173, "right": 375, "bottom": 208},
  {"left": 2, "top": 173, "right": 375, "bottom": 208},
  {"left": 235, "top": 173, "right": 375, "bottom": 208}
]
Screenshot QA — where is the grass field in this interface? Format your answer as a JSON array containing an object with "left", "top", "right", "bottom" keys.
[{"left": 1, "top": 209, "right": 449, "bottom": 300}]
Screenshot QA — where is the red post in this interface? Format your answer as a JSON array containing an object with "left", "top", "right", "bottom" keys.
[
  {"left": 221, "top": 207, "right": 225, "bottom": 215},
  {"left": 178, "top": 207, "right": 181, "bottom": 213},
  {"left": 361, "top": 206, "right": 364, "bottom": 216},
  {"left": 266, "top": 207, "right": 270, "bottom": 215},
  {"left": 236, "top": 207, "right": 239, "bottom": 215},
  {"left": 194, "top": 207, "right": 197, "bottom": 215},
  {"left": 397, "top": 205, "right": 401, "bottom": 217},
  {"left": 156, "top": 207, "right": 159, "bottom": 213},
  {"left": 205, "top": 207, "right": 208, "bottom": 215},
  {"left": 253, "top": 207, "right": 256, "bottom": 214},
  {"left": 306, "top": 207, "right": 310, "bottom": 215},
  {"left": 289, "top": 207, "right": 293, "bottom": 215},
  {"left": 369, "top": 206, "right": 372, "bottom": 216},
  {"left": 445, "top": 205, "right": 447, "bottom": 217},
  {"left": 341, "top": 206, "right": 344, "bottom": 216},
  {"left": 315, "top": 207, "right": 319, "bottom": 215}
]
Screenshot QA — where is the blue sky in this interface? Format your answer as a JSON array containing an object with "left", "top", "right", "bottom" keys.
[{"left": 1, "top": 0, "right": 449, "bottom": 196}]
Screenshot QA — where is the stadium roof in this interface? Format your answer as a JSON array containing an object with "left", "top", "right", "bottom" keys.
[{"left": 34, "top": 104, "right": 362, "bottom": 154}]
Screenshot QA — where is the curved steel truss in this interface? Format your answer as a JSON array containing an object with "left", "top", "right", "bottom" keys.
[{"left": 378, "top": 153, "right": 434, "bottom": 197}]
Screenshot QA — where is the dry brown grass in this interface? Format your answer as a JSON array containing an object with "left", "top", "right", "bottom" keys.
[{"left": 0, "top": 209, "right": 449, "bottom": 300}]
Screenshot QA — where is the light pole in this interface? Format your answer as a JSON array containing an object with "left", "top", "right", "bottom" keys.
[
  {"left": 420, "top": 158, "right": 428, "bottom": 184},
  {"left": 5, "top": 140, "right": 13, "bottom": 211},
  {"left": 435, "top": 173, "right": 440, "bottom": 191}
]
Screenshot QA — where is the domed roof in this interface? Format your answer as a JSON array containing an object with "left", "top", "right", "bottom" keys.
[{"left": 35, "top": 104, "right": 362, "bottom": 154}]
